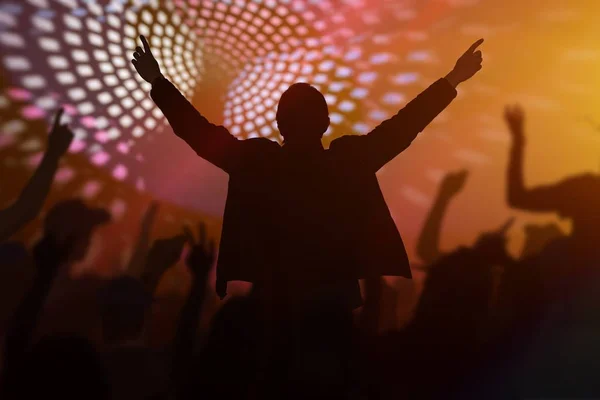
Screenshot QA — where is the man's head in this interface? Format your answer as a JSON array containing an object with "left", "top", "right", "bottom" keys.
[
  {"left": 43, "top": 199, "right": 110, "bottom": 263},
  {"left": 276, "top": 83, "right": 329, "bottom": 143}
]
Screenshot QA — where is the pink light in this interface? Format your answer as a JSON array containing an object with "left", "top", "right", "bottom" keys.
[
  {"left": 55, "top": 167, "right": 75, "bottom": 183},
  {"left": 69, "top": 139, "right": 86, "bottom": 153},
  {"left": 116, "top": 142, "right": 130, "bottom": 154},
  {"left": 8, "top": 88, "right": 32, "bottom": 101},
  {"left": 95, "top": 131, "right": 109, "bottom": 143},
  {"left": 22, "top": 105, "right": 46, "bottom": 120},
  {"left": 63, "top": 104, "right": 78, "bottom": 116},
  {"left": 112, "top": 164, "right": 128, "bottom": 180},
  {"left": 91, "top": 151, "right": 110, "bottom": 166},
  {"left": 81, "top": 116, "right": 97, "bottom": 129}
]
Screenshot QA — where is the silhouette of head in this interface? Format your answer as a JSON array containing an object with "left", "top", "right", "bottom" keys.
[
  {"left": 43, "top": 199, "right": 110, "bottom": 262},
  {"left": 276, "top": 83, "right": 329, "bottom": 143},
  {"left": 550, "top": 174, "right": 600, "bottom": 225},
  {"left": 98, "top": 276, "right": 152, "bottom": 344},
  {"left": 522, "top": 223, "right": 564, "bottom": 258}
]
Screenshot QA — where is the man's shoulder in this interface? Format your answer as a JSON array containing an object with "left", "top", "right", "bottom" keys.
[
  {"left": 240, "top": 137, "right": 281, "bottom": 154},
  {"left": 326, "top": 135, "right": 368, "bottom": 165},
  {"left": 328, "top": 134, "right": 364, "bottom": 150}
]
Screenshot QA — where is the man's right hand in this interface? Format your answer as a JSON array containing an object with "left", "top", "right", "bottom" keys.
[
  {"left": 131, "top": 35, "right": 162, "bottom": 84},
  {"left": 504, "top": 104, "right": 525, "bottom": 144}
]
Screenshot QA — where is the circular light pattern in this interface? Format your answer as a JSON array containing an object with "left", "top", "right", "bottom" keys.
[
  {"left": 0, "top": 0, "right": 203, "bottom": 190},
  {"left": 0, "top": 0, "right": 448, "bottom": 185}
]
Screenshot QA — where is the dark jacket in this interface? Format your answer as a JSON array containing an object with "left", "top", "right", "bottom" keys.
[{"left": 151, "top": 77, "right": 457, "bottom": 298}]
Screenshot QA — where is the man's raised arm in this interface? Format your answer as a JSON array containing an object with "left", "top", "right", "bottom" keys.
[
  {"left": 353, "top": 39, "right": 484, "bottom": 172},
  {"left": 132, "top": 35, "right": 241, "bottom": 173}
]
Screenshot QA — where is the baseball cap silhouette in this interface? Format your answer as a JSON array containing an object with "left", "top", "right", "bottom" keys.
[{"left": 43, "top": 199, "right": 111, "bottom": 234}]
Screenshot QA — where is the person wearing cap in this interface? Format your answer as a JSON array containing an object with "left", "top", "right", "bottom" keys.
[{"left": 42, "top": 198, "right": 111, "bottom": 263}]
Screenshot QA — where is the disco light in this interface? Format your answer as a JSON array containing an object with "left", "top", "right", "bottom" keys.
[{"left": 0, "top": 0, "right": 437, "bottom": 185}]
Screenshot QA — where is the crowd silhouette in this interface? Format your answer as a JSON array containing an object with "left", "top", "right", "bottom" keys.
[{"left": 0, "top": 31, "right": 598, "bottom": 399}]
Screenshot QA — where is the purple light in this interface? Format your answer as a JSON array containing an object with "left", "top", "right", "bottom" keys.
[
  {"left": 81, "top": 115, "right": 97, "bottom": 128},
  {"left": 94, "top": 130, "right": 110, "bottom": 143},
  {"left": 69, "top": 139, "right": 86, "bottom": 153},
  {"left": 21, "top": 104, "right": 46, "bottom": 120},
  {"left": 91, "top": 151, "right": 110, "bottom": 166},
  {"left": 7, "top": 87, "right": 32, "bottom": 101},
  {"left": 112, "top": 164, "right": 128, "bottom": 180},
  {"left": 116, "top": 141, "right": 130, "bottom": 154}
]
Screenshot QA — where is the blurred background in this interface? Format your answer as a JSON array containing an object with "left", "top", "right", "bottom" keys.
[{"left": 0, "top": 0, "right": 599, "bottom": 281}]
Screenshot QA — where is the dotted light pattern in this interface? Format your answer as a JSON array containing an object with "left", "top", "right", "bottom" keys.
[
  {"left": 1, "top": 0, "right": 497, "bottom": 196},
  {"left": 0, "top": 0, "right": 203, "bottom": 191}
]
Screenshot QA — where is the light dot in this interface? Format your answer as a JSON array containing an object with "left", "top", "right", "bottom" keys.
[
  {"left": 358, "top": 71, "right": 377, "bottom": 84},
  {"left": 339, "top": 100, "right": 355, "bottom": 112},
  {"left": 38, "top": 37, "right": 61, "bottom": 52},
  {"left": 112, "top": 164, "right": 128, "bottom": 180},
  {"left": 91, "top": 151, "right": 110, "bottom": 166},
  {"left": 71, "top": 49, "right": 89, "bottom": 62},
  {"left": 354, "top": 123, "right": 370, "bottom": 134},
  {"left": 68, "top": 87, "right": 86, "bottom": 101},
  {"left": 350, "top": 88, "right": 368, "bottom": 99},
  {"left": 8, "top": 88, "right": 32, "bottom": 101},
  {"left": 119, "top": 115, "right": 133, "bottom": 128},
  {"left": 4, "top": 56, "right": 31, "bottom": 71},
  {"left": 63, "top": 32, "right": 82, "bottom": 46},
  {"left": 382, "top": 92, "right": 405, "bottom": 105}
]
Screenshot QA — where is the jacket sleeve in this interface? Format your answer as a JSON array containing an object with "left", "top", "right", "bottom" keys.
[
  {"left": 150, "top": 77, "right": 242, "bottom": 173},
  {"left": 334, "top": 78, "right": 457, "bottom": 173}
]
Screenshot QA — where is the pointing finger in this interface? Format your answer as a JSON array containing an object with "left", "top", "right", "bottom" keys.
[
  {"left": 465, "top": 38, "right": 484, "bottom": 54},
  {"left": 52, "top": 107, "right": 64, "bottom": 131},
  {"left": 140, "top": 35, "right": 152, "bottom": 55}
]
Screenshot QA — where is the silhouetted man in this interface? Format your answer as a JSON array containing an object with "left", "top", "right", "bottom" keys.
[{"left": 132, "top": 35, "right": 484, "bottom": 307}]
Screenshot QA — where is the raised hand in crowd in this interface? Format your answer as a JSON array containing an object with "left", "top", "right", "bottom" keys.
[
  {"left": 0, "top": 108, "right": 74, "bottom": 242},
  {"left": 127, "top": 202, "right": 160, "bottom": 278},
  {"left": 184, "top": 223, "right": 216, "bottom": 280},
  {"left": 171, "top": 222, "right": 216, "bottom": 398},
  {"left": 504, "top": 104, "right": 525, "bottom": 145},
  {"left": 131, "top": 35, "right": 163, "bottom": 84},
  {"left": 445, "top": 39, "right": 484, "bottom": 88},
  {"left": 141, "top": 233, "right": 187, "bottom": 296},
  {"left": 471, "top": 217, "right": 515, "bottom": 265},
  {"left": 417, "top": 169, "right": 469, "bottom": 265},
  {"left": 2, "top": 233, "right": 73, "bottom": 377}
]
